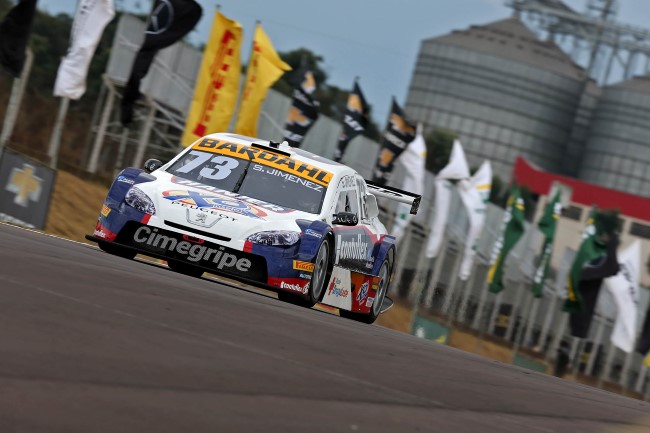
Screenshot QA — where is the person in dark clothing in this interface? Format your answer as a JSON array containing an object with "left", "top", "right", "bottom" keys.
[{"left": 554, "top": 340, "right": 571, "bottom": 377}]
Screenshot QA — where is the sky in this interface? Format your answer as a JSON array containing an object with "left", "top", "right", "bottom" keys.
[{"left": 41, "top": 0, "right": 650, "bottom": 123}]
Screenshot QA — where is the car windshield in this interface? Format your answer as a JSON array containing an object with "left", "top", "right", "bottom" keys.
[{"left": 166, "top": 149, "right": 327, "bottom": 213}]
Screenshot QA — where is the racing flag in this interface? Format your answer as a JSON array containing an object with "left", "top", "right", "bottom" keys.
[
  {"left": 564, "top": 209, "right": 620, "bottom": 338},
  {"left": 182, "top": 11, "right": 242, "bottom": 146},
  {"left": 234, "top": 23, "right": 291, "bottom": 137},
  {"left": 487, "top": 183, "right": 525, "bottom": 294},
  {"left": 334, "top": 81, "right": 369, "bottom": 162},
  {"left": 531, "top": 191, "right": 561, "bottom": 298},
  {"left": 0, "top": 0, "right": 38, "bottom": 77},
  {"left": 54, "top": 0, "right": 115, "bottom": 100},
  {"left": 121, "top": 0, "right": 202, "bottom": 126},
  {"left": 283, "top": 68, "right": 319, "bottom": 147},
  {"left": 372, "top": 98, "right": 416, "bottom": 186}
]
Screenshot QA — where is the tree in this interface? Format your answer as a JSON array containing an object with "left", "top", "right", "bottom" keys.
[{"left": 424, "top": 128, "right": 456, "bottom": 174}]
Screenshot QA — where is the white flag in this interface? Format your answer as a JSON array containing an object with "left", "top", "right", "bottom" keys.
[
  {"left": 424, "top": 139, "right": 470, "bottom": 258},
  {"left": 391, "top": 130, "right": 426, "bottom": 241},
  {"left": 457, "top": 161, "right": 492, "bottom": 280},
  {"left": 54, "top": 0, "right": 115, "bottom": 100},
  {"left": 606, "top": 240, "right": 641, "bottom": 353}
]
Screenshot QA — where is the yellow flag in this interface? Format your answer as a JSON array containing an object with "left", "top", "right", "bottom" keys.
[
  {"left": 182, "top": 12, "right": 243, "bottom": 146},
  {"left": 234, "top": 24, "right": 291, "bottom": 137}
]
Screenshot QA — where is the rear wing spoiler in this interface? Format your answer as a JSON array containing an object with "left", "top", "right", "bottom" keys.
[{"left": 365, "top": 180, "right": 421, "bottom": 215}]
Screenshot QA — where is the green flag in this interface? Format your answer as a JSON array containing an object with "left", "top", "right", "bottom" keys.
[
  {"left": 532, "top": 191, "right": 561, "bottom": 297},
  {"left": 563, "top": 208, "right": 618, "bottom": 313},
  {"left": 487, "top": 183, "right": 526, "bottom": 293}
]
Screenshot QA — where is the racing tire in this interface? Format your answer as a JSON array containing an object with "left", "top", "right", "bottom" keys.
[
  {"left": 278, "top": 238, "right": 330, "bottom": 308},
  {"left": 340, "top": 259, "right": 391, "bottom": 325},
  {"left": 167, "top": 260, "right": 204, "bottom": 278},
  {"left": 97, "top": 241, "right": 137, "bottom": 260}
]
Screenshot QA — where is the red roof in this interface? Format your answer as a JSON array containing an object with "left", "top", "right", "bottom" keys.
[{"left": 513, "top": 157, "right": 650, "bottom": 222}]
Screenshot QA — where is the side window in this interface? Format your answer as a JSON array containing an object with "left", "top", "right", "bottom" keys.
[
  {"left": 356, "top": 178, "right": 367, "bottom": 219},
  {"left": 335, "top": 190, "right": 359, "bottom": 216}
]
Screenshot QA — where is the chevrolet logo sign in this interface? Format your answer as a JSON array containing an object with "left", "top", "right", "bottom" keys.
[{"left": 6, "top": 163, "right": 42, "bottom": 207}]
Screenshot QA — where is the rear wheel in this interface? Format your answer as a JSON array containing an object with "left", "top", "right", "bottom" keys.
[
  {"left": 167, "top": 260, "right": 204, "bottom": 278},
  {"left": 340, "top": 259, "right": 391, "bottom": 324},
  {"left": 97, "top": 241, "right": 136, "bottom": 260},
  {"left": 278, "top": 239, "right": 330, "bottom": 308}
]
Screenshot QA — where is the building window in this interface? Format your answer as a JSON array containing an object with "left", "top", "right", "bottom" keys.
[{"left": 630, "top": 222, "right": 650, "bottom": 240}]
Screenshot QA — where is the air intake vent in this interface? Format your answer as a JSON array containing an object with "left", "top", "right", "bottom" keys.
[{"left": 164, "top": 221, "right": 231, "bottom": 242}]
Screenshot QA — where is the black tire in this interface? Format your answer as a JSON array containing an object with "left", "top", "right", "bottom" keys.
[
  {"left": 340, "top": 258, "right": 391, "bottom": 324},
  {"left": 167, "top": 260, "right": 204, "bottom": 278},
  {"left": 97, "top": 241, "right": 137, "bottom": 260},
  {"left": 278, "top": 238, "right": 330, "bottom": 308}
]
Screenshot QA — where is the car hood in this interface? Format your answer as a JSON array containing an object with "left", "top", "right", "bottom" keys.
[{"left": 136, "top": 172, "right": 318, "bottom": 240}]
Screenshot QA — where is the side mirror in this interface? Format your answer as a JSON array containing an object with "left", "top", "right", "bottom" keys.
[
  {"left": 366, "top": 193, "right": 379, "bottom": 219},
  {"left": 332, "top": 212, "right": 358, "bottom": 226},
  {"left": 144, "top": 158, "right": 163, "bottom": 173}
]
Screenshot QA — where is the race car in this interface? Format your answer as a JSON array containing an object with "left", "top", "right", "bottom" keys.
[{"left": 86, "top": 133, "right": 420, "bottom": 323}]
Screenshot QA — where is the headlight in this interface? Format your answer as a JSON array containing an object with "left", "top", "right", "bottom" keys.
[
  {"left": 246, "top": 231, "right": 300, "bottom": 246},
  {"left": 125, "top": 187, "right": 156, "bottom": 215}
]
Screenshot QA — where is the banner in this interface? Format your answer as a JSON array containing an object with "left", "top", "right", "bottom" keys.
[
  {"left": 121, "top": 0, "right": 202, "bottom": 126},
  {"left": 565, "top": 209, "right": 620, "bottom": 338},
  {"left": 424, "top": 139, "right": 470, "bottom": 259},
  {"left": 182, "top": 11, "right": 242, "bottom": 146},
  {"left": 457, "top": 160, "right": 492, "bottom": 280},
  {"left": 54, "top": 0, "right": 115, "bottom": 100},
  {"left": 487, "top": 183, "right": 525, "bottom": 294},
  {"left": 0, "top": 0, "right": 37, "bottom": 77},
  {"left": 333, "top": 81, "right": 369, "bottom": 162},
  {"left": 390, "top": 130, "right": 426, "bottom": 241},
  {"left": 606, "top": 240, "right": 641, "bottom": 353},
  {"left": 283, "top": 68, "right": 319, "bottom": 147},
  {"left": 234, "top": 24, "right": 291, "bottom": 137},
  {"left": 531, "top": 191, "right": 562, "bottom": 297},
  {"left": 372, "top": 98, "right": 416, "bottom": 186}
]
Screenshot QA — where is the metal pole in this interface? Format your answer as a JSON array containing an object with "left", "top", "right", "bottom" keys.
[
  {"left": 571, "top": 337, "right": 584, "bottom": 380},
  {"left": 81, "top": 81, "right": 107, "bottom": 167},
  {"left": 539, "top": 289, "right": 558, "bottom": 355},
  {"left": 635, "top": 364, "right": 648, "bottom": 394},
  {"left": 546, "top": 312, "right": 568, "bottom": 364},
  {"left": 0, "top": 49, "right": 33, "bottom": 153},
  {"left": 512, "top": 290, "right": 533, "bottom": 358},
  {"left": 472, "top": 281, "right": 490, "bottom": 330},
  {"left": 392, "top": 225, "right": 413, "bottom": 296},
  {"left": 587, "top": 315, "right": 606, "bottom": 376},
  {"left": 442, "top": 243, "right": 463, "bottom": 316},
  {"left": 457, "top": 261, "right": 478, "bottom": 324},
  {"left": 423, "top": 233, "right": 447, "bottom": 309},
  {"left": 132, "top": 102, "right": 156, "bottom": 168},
  {"left": 505, "top": 282, "right": 526, "bottom": 342},
  {"left": 47, "top": 97, "right": 70, "bottom": 169},
  {"left": 599, "top": 343, "right": 616, "bottom": 388},
  {"left": 523, "top": 297, "right": 540, "bottom": 349},
  {"left": 114, "top": 127, "right": 130, "bottom": 176},
  {"left": 488, "top": 292, "right": 503, "bottom": 335},
  {"left": 87, "top": 78, "right": 115, "bottom": 173},
  {"left": 620, "top": 350, "right": 634, "bottom": 389}
]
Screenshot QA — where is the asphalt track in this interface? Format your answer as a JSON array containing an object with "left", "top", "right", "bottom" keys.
[{"left": 1, "top": 223, "right": 650, "bottom": 433}]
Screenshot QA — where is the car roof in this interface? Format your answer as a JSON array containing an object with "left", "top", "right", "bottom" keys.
[{"left": 202, "top": 133, "right": 359, "bottom": 179}]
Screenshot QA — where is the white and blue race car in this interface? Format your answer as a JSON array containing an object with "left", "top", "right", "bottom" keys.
[{"left": 86, "top": 133, "right": 420, "bottom": 323}]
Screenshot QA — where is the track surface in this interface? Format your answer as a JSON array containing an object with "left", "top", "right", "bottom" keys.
[{"left": 1, "top": 223, "right": 649, "bottom": 433}]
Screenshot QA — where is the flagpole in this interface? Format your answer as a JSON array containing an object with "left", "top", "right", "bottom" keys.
[
  {"left": 114, "top": 127, "right": 130, "bottom": 176},
  {"left": 47, "top": 97, "right": 70, "bottom": 169},
  {"left": 0, "top": 48, "right": 33, "bottom": 155}
]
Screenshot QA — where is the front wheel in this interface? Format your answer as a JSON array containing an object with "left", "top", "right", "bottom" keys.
[
  {"left": 278, "top": 238, "right": 330, "bottom": 308},
  {"left": 340, "top": 259, "right": 391, "bottom": 324}
]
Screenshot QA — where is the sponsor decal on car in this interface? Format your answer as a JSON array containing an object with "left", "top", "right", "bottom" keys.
[
  {"left": 304, "top": 228, "right": 322, "bottom": 239},
  {"left": 356, "top": 281, "right": 369, "bottom": 302},
  {"left": 293, "top": 260, "right": 315, "bottom": 272},
  {"left": 299, "top": 273, "right": 312, "bottom": 280},
  {"left": 117, "top": 175, "right": 135, "bottom": 185},
  {"left": 171, "top": 177, "right": 293, "bottom": 213},
  {"left": 101, "top": 204, "right": 111, "bottom": 217},
  {"left": 193, "top": 138, "right": 333, "bottom": 187},
  {"left": 280, "top": 280, "right": 309, "bottom": 294},
  {"left": 327, "top": 277, "right": 350, "bottom": 298},
  {"left": 132, "top": 226, "right": 252, "bottom": 271},
  {"left": 335, "top": 234, "right": 370, "bottom": 262},
  {"left": 365, "top": 297, "right": 375, "bottom": 308},
  {"left": 163, "top": 190, "right": 268, "bottom": 219},
  {"left": 170, "top": 201, "right": 238, "bottom": 221}
]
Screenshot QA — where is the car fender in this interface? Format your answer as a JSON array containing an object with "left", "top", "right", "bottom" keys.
[
  {"left": 106, "top": 168, "right": 157, "bottom": 204},
  {"left": 295, "top": 220, "right": 331, "bottom": 262},
  {"left": 370, "top": 235, "right": 396, "bottom": 277}
]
